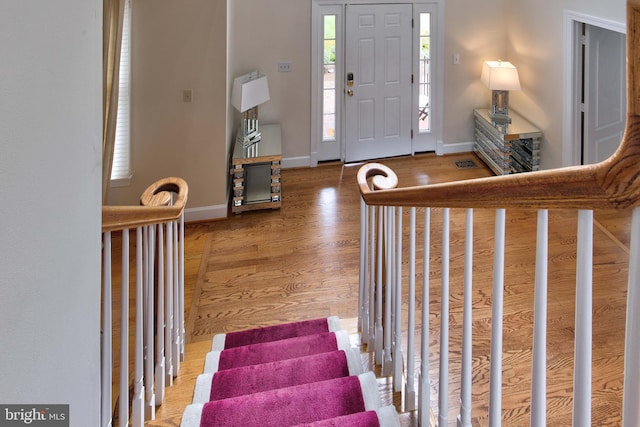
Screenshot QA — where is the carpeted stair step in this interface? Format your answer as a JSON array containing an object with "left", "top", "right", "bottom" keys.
[
  {"left": 204, "top": 330, "right": 351, "bottom": 372},
  {"left": 212, "top": 316, "right": 341, "bottom": 350},
  {"left": 292, "top": 406, "right": 400, "bottom": 427},
  {"left": 181, "top": 372, "right": 383, "bottom": 427},
  {"left": 180, "top": 317, "right": 401, "bottom": 427},
  {"left": 193, "top": 349, "right": 363, "bottom": 401}
]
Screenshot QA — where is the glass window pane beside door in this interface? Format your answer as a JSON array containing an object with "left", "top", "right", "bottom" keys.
[
  {"left": 418, "top": 13, "right": 431, "bottom": 133},
  {"left": 323, "top": 15, "right": 337, "bottom": 141}
]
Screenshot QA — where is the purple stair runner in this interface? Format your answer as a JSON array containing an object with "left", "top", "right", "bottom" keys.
[
  {"left": 292, "top": 407, "right": 400, "bottom": 427},
  {"left": 180, "top": 317, "right": 401, "bottom": 427},
  {"left": 212, "top": 316, "right": 341, "bottom": 350},
  {"left": 204, "top": 330, "right": 351, "bottom": 372},
  {"left": 199, "top": 373, "right": 374, "bottom": 427},
  {"left": 194, "top": 350, "right": 362, "bottom": 402}
]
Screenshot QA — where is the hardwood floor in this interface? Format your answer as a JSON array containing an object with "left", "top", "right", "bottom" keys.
[{"left": 148, "top": 152, "right": 632, "bottom": 426}]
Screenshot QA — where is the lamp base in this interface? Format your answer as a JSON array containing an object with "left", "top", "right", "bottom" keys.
[
  {"left": 489, "top": 112, "right": 512, "bottom": 124},
  {"left": 490, "top": 90, "right": 512, "bottom": 124},
  {"left": 237, "top": 129, "right": 262, "bottom": 148}
]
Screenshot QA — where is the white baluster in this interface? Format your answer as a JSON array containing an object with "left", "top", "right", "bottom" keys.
[
  {"left": 573, "top": 210, "right": 593, "bottom": 427},
  {"left": 419, "top": 208, "right": 431, "bottom": 426},
  {"left": 439, "top": 208, "right": 450, "bottom": 427},
  {"left": 394, "top": 207, "right": 404, "bottom": 391},
  {"left": 120, "top": 230, "right": 129, "bottom": 427},
  {"left": 383, "top": 206, "right": 394, "bottom": 376},
  {"left": 458, "top": 208, "right": 473, "bottom": 427},
  {"left": 376, "top": 206, "right": 384, "bottom": 364},
  {"left": 165, "top": 222, "right": 174, "bottom": 384},
  {"left": 623, "top": 206, "right": 640, "bottom": 427},
  {"left": 368, "top": 204, "right": 376, "bottom": 351},
  {"left": 489, "top": 209, "right": 506, "bottom": 427},
  {"left": 142, "top": 225, "right": 156, "bottom": 420},
  {"left": 155, "top": 224, "right": 166, "bottom": 405},
  {"left": 531, "top": 210, "right": 548, "bottom": 427},
  {"left": 131, "top": 227, "right": 145, "bottom": 427},
  {"left": 101, "top": 232, "right": 112, "bottom": 427},
  {"left": 144, "top": 225, "right": 156, "bottom": 419},
  {"left": 360, "top": 197, "right": 368, "bottom": 338},
  {"left": 173, "top": 220, "right": 181, "bottom": 375},
  {"left": 406, "top": 207, "right": 417, "bottom": 411},
  {"left": 179, "top": 213, "right": 185, "bottom": 361}
]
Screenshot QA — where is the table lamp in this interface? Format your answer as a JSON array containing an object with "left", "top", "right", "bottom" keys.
[
  {"left": 481, "top": 60, "right": 520, "bottom": 124},
  {"left": 231, "top": 71, "right": 270, "bottom": 147}
]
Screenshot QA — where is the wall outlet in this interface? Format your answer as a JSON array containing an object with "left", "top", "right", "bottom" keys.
[
  {"left": 183, "top": 89, "right": 193, "bottom": 103},
  {"left": 453, "top": 53, "right": 460, "bottom": 65},
  {"left": 278, "top": 62, "right": 292, "bottom": 72}
]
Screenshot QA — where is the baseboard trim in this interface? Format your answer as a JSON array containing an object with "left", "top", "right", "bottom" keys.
[
  {"left": 282, "top": 155, "right": 311, "bottom": 169},
  {"left": 283, "top": 143, "right": 476, "bottom": 168},
  {"left": 185, "top": 204, "right": 228, "bottom": 222},
  {"left": 436, "top": 141, "right": 475, "bottom": 155}
]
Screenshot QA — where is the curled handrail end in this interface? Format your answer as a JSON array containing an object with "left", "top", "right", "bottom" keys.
[
  {"left": 140, "top": 176, "right": 189, "bottom": 208},
  {"left": 103, "top": 177, "right": 189, "bottom": 232},
  {"left": 357, "top": 163, "right": 399, "bottom": 194}
]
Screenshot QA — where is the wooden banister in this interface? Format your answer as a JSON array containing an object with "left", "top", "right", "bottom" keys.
[
  {"left": 102, "top": 177, "right": 188, "bottom": 232},
  {"left": 359, "top": 0, "right": 640, "bottom": 211}
]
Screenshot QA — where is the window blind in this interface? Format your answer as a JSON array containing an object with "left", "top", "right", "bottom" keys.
[{"left": 111, "top": 0, "right": 131, "bottom": 184}]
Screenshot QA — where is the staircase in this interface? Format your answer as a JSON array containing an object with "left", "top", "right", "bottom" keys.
[{"left": 180, "top": 317, "right": 400, "bottom": 427}]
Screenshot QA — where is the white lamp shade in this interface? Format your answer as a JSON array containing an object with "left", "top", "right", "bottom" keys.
[
  {"left": 481, "top": 60, "right": 521, "bottom": 91},
  {"left": 231, "top": 72, "right": 270, "bottom": 112}
]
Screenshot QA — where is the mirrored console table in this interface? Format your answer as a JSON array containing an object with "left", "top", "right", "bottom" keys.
[
  {"left": 230, "top": 124, "right": 282, "bottom": 214},
  {"left": 473, "top": 109, "right": 542, "bottom": 175}
]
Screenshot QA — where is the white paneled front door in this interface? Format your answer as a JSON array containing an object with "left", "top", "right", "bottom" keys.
[{"left": 344, "top": 4, "right": 413, "bottom": 163}]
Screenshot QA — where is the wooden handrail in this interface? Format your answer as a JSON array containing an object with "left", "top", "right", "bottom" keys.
[
  {"left": 102, "top": 177, "right": 188, "bottom": 232},
  {"left": 359, "top": 0, "right": 640, "bottom": 211}
]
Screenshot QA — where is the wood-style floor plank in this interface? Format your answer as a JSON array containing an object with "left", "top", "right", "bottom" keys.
[{"left": 147, "top": 153, "right": 630, "bottom": 426}]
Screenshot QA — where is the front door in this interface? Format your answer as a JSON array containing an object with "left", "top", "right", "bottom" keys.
[
  {"left": 344, "top": 4, "right": 413, "bottom": 163},
  {"left": 583, "top": 24, "right": 626, "bottom": 164}
]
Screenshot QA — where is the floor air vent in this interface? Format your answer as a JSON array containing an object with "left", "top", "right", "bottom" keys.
[{"left": 454, "top": 159, "right": 478, "bottom": 169}]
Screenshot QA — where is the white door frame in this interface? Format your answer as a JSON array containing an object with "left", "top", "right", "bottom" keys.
[
  {"left": 311, "top": 0, "right": 444, "bottom": 166},
  {"left": 562, "top": 11, "right": 625, "bottom": 167}
]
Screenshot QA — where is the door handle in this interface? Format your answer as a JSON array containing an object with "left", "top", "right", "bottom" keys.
[{"left": 347, "top": 89, "right": 354, "bottom": 96}]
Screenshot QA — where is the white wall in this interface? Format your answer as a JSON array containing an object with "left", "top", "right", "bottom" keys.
[
  {"left": 229, "top": 0, "right": 312, "bottom": 162},
  {"left": 0, "top": 1, "right": 102, "bottom": 425},
  {"left": 109, "top": 0, "right": 228, "bottom": 217},
  {"left": 443, "top": 0, "right": 508, "bottom": 146},
  {"left": 443, "top": 0, "right": 626, "bottom": 169},
  {"left": 507, "top": 0, "right": 626, "bottom": 168}
]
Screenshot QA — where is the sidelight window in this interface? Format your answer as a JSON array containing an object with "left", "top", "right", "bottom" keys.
[
  {"left": 323, "top": 15, "right": 337, "bottom": 141},
  {"left": 418, "top": 12, "right": 431, "bottom": 133}
]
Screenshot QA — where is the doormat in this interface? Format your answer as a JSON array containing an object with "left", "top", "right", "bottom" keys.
[{"left": 454, "top": 159, "right": 478, "bottom": 169}]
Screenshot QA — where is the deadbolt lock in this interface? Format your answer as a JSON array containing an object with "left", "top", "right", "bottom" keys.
[{"left": 347, "top": 72, "right": 354, "bottom": 87}]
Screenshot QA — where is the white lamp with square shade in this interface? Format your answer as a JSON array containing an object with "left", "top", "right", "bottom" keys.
[
  {"left": 481, "top": 60, "right": 520, "bottom": 124},
  {"left": 231, "top": 71, "right": 270, "bottom": 147}
]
